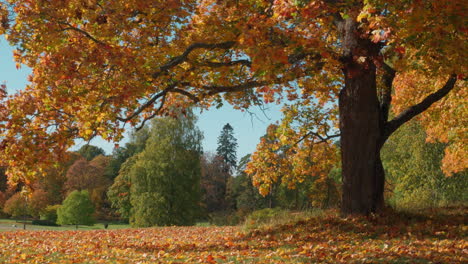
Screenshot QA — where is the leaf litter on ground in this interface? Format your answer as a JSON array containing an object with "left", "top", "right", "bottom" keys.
[{"left": 0, "top": 208, "right": 466, "bottom": 263}]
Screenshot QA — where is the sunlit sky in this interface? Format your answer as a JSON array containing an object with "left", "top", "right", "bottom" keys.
[{"left": 0, "top": 37, "right": 284, "bottom": 160}]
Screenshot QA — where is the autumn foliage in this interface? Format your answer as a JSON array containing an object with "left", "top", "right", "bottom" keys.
[{"left": 247, "top": 101, "right": 339, "bottom": 198}]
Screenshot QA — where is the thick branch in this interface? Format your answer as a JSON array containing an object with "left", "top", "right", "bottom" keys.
[
  {"left": 384, "top": 74, "right": 457, "bottom": 138},
  {"left": 117, "top": 82, "right": 177, "bottom": 122},
  {"left": 153, "top": 41, "right": 236, "bottom": 78},
  {"left": 170, "top": 88, "right": 200, "bottom": 103},
  {"left": 117, "top": 79, "right": 265, "bottom": 124}
]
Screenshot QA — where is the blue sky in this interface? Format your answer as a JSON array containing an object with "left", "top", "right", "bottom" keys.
[{"left": 0, "top": 37, "right": 283, "bottom": 160}]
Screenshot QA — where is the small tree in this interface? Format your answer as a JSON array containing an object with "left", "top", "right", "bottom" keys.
[
  {"left": 65, "top": 157, "right": 111, "bottom": 218},
  {"left": 57, "top": 190, "right": 95, "bottom": 229},
  {"left": 3, "top": 192, "right": 28, "bottom": 218},
  {"left": 28, "top": 189, "right": 50, "bottom": 218}
]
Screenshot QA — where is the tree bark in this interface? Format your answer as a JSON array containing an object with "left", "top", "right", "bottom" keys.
[
  {"left": 339, "top": 61, "right": 383, "bottom": 214},
  {"left": 338, "top": 17, "right": 384, "bottom": 215}
]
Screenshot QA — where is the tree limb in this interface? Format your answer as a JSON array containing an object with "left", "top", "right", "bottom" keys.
[
  {"left": 117, "top": 82, "right": 177, "bottom": 122},
  {"left": 58, "top": 22, "right": 107, "bottom": 46},
  {"left": 204, "top": 81, "right": 267, "bottom": 95},
  {"left": 294, "top": 131, "right": 340, "bottom": 146},
  {"left": 384, "top": 74, "right": 457, "bottom": 138},
  {"left": 170, "top": 88, "right": 200, "bottom": 103},
  {"left": 192, "top": 59, "right": 251, "bottom": 68},
  {"left": 135, "top": 92, "right": 168, "bottom": 131},
  {"left": 153, "top": 41, "right": 236, "bottom": 78}
]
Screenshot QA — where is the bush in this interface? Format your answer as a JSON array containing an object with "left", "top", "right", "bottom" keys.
[
  {"left": 40, "top": 205, "right": 60, "bottom": 223},
  {"left": 31, "top": 219, "right": 59, "bottom": 226},
  {"left": 57, "top": 190, "right": 95, "bottom": 228}
]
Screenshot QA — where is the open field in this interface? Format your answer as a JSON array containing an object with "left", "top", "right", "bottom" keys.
[{"left": 0, "top": 209, "right": 466, "bottom": 263}]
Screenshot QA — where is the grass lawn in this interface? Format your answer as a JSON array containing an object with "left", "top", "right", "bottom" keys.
[
  {"left": 0, "top": 219, "right": 131, "bottom": 231},
  {"left": 0, "top": 208, "right": 466, "bottom": 263}
]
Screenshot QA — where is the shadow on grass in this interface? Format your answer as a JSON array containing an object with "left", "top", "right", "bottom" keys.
[{"left": 119, "top": 207, "right": 467, "bottom": 263}]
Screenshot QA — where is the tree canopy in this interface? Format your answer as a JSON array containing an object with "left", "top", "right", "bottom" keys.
[
  {"left": 77, "top": 145, "right": 105, "bottom": 161},
  {"left": 0, "top": 0, "right": 465, "bottom": 214}
]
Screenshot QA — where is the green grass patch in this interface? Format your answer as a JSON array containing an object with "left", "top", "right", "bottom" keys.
[
  {"left": 242, "top": 208, "right": 324, "bottom": 231},
  {"left": 0, "top": 219, "right": 131, "bottom": 231}
]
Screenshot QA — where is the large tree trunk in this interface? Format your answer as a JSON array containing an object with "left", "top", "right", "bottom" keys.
[
  {"left": 339, "top": 62, "right": 384, "bottom": 214},
  {"left": 338, "top": 18, "right": 385, "bottom": 215}
]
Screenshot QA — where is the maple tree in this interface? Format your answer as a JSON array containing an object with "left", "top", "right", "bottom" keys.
[
  {"left": 247, "top": 101, "right": 340, "bottom": 205},
  {"left": 0, "top": 0, "right": 466, "bottom": 215},
  {"left": 33, "top": 151, "right": 82, "bottom": 205}
]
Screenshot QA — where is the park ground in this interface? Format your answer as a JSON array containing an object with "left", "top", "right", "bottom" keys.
[{"left": 0, "top": 208, "right": 466, "bottom": 263}]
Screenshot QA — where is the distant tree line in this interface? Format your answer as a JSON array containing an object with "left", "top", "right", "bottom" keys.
[{"left": 0, "top": 114, "right": 465, "bottom": 227}]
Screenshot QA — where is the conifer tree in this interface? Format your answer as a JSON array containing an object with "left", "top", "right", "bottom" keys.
[{"left": 216, "top": 123, "right": 238, "bottom": 174}]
